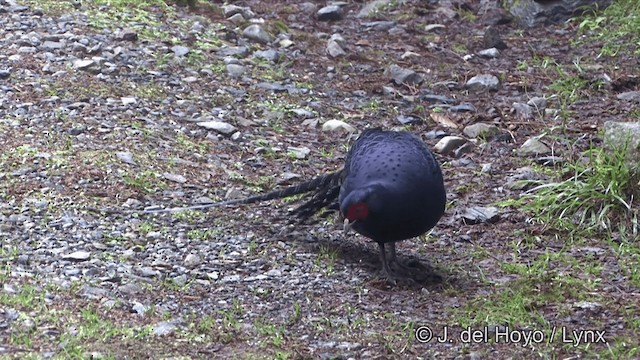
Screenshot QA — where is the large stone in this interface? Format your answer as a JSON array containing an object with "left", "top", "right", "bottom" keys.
[
  {"left": 242, "top": 25, "right": 273, "bottom": 44},
  {"left": 317, "top": 5, "right": 344, "bottom": 21},
  {"left": 463, "top": 123, "right": 500, "bottom": 139},
  {"left": 506, "top": 0, "right": 612, "bottom": 28},
  {"left": 519, "top": 137, "right": 551, "bottom": 156},
  {"left": 434, "top": 136, "right": 466, "bottom": 154},
  {"left": 603, "top": 121, "right": 640, "bottom": 173},
  {"left": 198, "top": 120, "right": 237, "bottom": 135},
  {"left": 387, "top": 64, "right": 423, "bottom": 86},
  {"left": 466, "top": 74, "right": 499, "bottom": 91}
]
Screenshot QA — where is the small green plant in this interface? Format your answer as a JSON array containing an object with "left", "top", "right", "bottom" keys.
[
  {"left": 315, "top": 245, "right": 339, "bottom": 275},
  {"left": 504, "top": 140, "right": 636, "bottom": 236},
  {"left": 575, "top": 0, "right": 640, "bottom": 56},
  {"left": 123, "top": 170, "right": 166, "bottom": 193}
]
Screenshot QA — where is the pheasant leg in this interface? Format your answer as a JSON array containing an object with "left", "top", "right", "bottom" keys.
[{"left": 386, "top": 242, "right": 426, "bottom": 276}]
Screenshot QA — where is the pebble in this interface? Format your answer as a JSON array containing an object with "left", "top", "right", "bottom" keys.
[
  {"left": 171, "top": 45, "right": 190, "bottom": 57},
  {"left": 61, "top": 251, "right": 91, "bottom": 261},
  {"left": 197, "top": 120, "right": 238, "bottom": 135},
  {"left": 226, "top": 63, "right": 246, "bottom": 77},
  {"left": 465, "top": 74, "right": 499, "bottom": 91},
  {"left": 462, "top": 206, "right": 500, "bottom": 224},
  {"left": 519, "top": 137, "right": 551, "bottom": 155},
  {"left": 317, "top": 5, "right": 344, "bottom": 21},
  {"left": 242, "top": 24, "right": 273, "bottom": 44},
  {"left": 153, "top": 319, "right": 181, "bottom": 336},
  {"left": 322, "top": 119, "right": 356, "bottom": 133},
  {"left": 184, "top": 254, "right": 202, "bottom": 268},
  {"left": 288, "top": 146, "right": 311, "bottom": 159},
  {"left": 434, "top": 136, "right": 466, "bottom": 154},
  {"left": 387, "top": 64, "right": 424, "bottom": 85},
  {"left": 116, "top": 151, "right": 136, "bottom": 165},
  {"left": 463, "top": 123, "right": 500, "bottom": 139}
]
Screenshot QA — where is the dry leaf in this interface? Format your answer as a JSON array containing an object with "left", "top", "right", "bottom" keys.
[{"left": 430, "top": 112, "right": 459, "bottom": 129}]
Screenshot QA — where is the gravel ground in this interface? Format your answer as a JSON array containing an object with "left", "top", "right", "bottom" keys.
[{"left": 1, "top": 0, "right": 639, "bottom": 359}]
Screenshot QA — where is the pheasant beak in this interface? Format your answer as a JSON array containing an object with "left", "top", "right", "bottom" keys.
[{"left": 343, "top": 218, "right": 353, "bottom": 233}]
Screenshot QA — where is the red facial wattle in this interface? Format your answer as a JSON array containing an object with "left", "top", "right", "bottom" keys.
[{"left": 346, "top": 202, "right": 369, "bottom": 221}]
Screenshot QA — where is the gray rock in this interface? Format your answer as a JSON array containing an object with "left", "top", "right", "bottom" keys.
[
  {"left": 534, "top": 156, "right": 564, "bottom": 166},
  {"left": 223, "top": 4, "right": 255, "bottom": 19},
  {"left": 73, "top": 59, "right": 96, "bottom": 70},
  {"left": 116, "top": 151, "right": 136, "bottom": 165},
  {"left": 527, "top": 96, "right": 547, "bottom": 110},
  {"left": 616, "top": 91, "right": 640, "bottom": 102},
  {"left": 153, "top": 318, "right": 182, "bottom": 336},
  {"left": 453, "top": 142, "right": 475, "bottom": 158},
  {"left": 227, "top": 13, "right": 245, "bottom": 24},
  {"left": 18, "top": 46, "right": 36, "bottom": 53},
  {"left": 137, "top": 267, "right": 160, "bottom": 277},
  {"left": 387, "top": 64, "right": 423, "bottom": 86},
  {"left": 449, "top": 103, "right": 477, "bottom": 112},
  {"left": 322, "top": 120, "right": 356, "bottom": 133},
  {"left": 434, "top": 136, "right": 466, "bottom": 154},
  {"left": 462, "top": 206, "right": 500, "bottom": 224},
  {"left": 198, "top": 120, "right": 238, "bottom": 135},
  {"left": 421, "top": 93, "right": 456, "bottom": 104},
  {"left": 507, "top": 0, "right": 612, "bottom": 27},
  {"left": 396, "top": 115, "right": 419, "bottom": 125},
  {"left": 504, "top": 166, "right": 546, "bottom": 190},
  {"left": 463, "top": 123, "right": 500, "bottom": 139},
  {"left": 253, "top": 49, "right": 280, "bottom": 63},
  {"left": 466, "top": 74, "right": 499, "bottom": 91},
  {"left": 512, "top": 102, "right": 534, "bottom": 119},
  {"left": 81, "top": 286, "right": 108, "bottom": 299},
  {"left": 299, "top": 2, "right": 318, "bottom": 14},
  {"left": 326, "top": 39, "right": 346, "bottom": 57},
  {"left": 290, "top": 108, "right": 315, "bottom": 119},
  {"left": 478, "top": 48, "right": 500, "bottom": 58},
  {"left": 358, "top": 0, "right": 398, "bottom": 18},
  {"left": 171, "top": 45, "right": 190, "bottom": 57},
  {"left": 116, "top": 28, "right": 138, "bottom": 41},
  {"left": 483, "top": 26, "right": 507, "bottom": 50},
  {"left": 317, "top": 5, "right": 344, "bottom": 21},
  {"left": 118, "top": 283, "right": 144, "bottom": 295},
  {"left": 217, "top": 46, "right": 249, "bottom": 57},
  {"left": 425, "top": 130, "right": 448, "bottom": 139},
  {"left": 132, "top": 301, "right": 147, "bottom": 315},
  {"left": 519, "top": 137, "right": 551, "bottom": 155},
  {"left": 62, "top": 251, "right": 91, "bottom": 261},
  {"left": 572, "top": 301, "right": 602, "bottom": 311},
  {"left": 163, "top": 173, "right": 187, "bottom": 183},
  {"left": 121, "top": 97, "right": 136, "bottom": 106},
  {"left": 288, "top": 146, "right": 311, "bottom": 159},
  {"left": 604, "top": 121, "right": 640, "bottom": 170},
  {"left": 184, "top": 254, "right": 202, "bottom": 268},
  {"left": 42, "top": 41, "right": 63, "bottom": 50},
  {"left": 242, "top": 24, "right": 273, "bottom": 44},
  {"left": 362, "top": 21, "right": 396, "bottom": 31},
  {"left": 0, "top": 69, "right": 10, "bottom": 79},
  {"left": 226, "top": 64, "right": 246, "bottom": 78}
]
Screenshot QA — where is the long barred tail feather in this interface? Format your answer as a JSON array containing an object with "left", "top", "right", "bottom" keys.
[{"left": 143, "top": 170, "right": 343, "bottom": 214}]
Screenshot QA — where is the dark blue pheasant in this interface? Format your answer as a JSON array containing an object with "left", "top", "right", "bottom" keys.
[
  {"left": 333, "top": 129, "right": 446, "bottom": 278},
  {"left": 146, "top": 128, "right": 446, "bottom": 279}
]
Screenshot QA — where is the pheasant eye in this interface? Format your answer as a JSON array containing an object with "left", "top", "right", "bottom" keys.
[{"left": 347, "top": 202, "right": 369, "bottom": 221}]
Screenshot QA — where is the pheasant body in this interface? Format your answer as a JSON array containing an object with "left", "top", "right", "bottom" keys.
[{"left": 335, "top": 129, "right": 446, "bottom": 278}]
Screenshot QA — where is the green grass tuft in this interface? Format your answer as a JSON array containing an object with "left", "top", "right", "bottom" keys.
[
  {"left": 576, "top": 0, "right": 640, "bottom": 56},
  {"left": 505, "top": 140, "right": 637, "bottom": 236}
]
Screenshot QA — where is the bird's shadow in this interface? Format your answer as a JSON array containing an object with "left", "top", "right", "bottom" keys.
[{"left": 277, "top": 224, "right": 450, "bottom": 290}]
